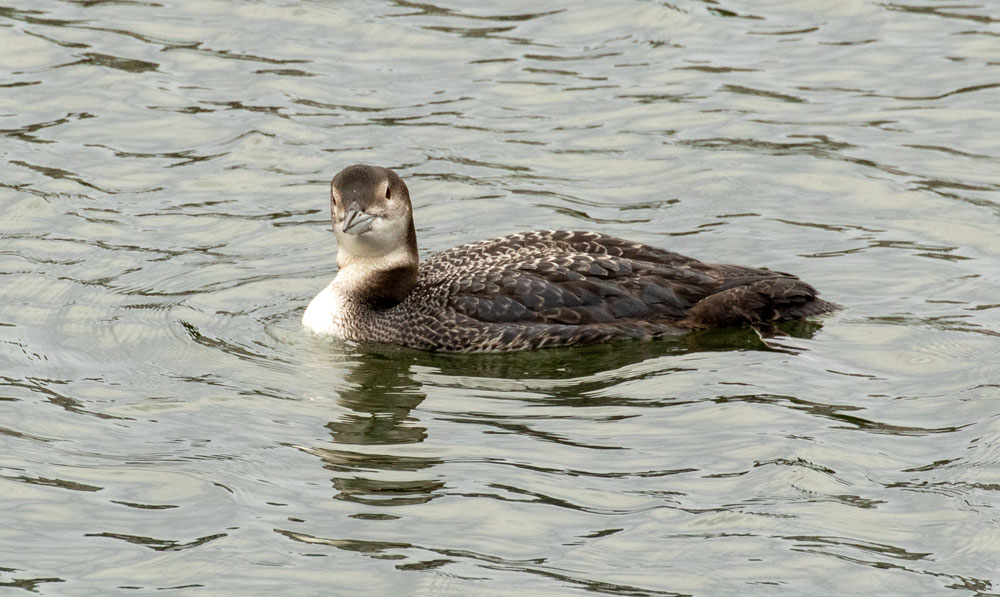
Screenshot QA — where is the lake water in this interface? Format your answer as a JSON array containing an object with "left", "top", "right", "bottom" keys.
[{"left": 2, "top": 1, "right": 999, "bottom": 595}]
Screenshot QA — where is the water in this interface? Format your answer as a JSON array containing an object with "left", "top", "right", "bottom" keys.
[{"left": 2, "top": 0, "right": 999, "bottom": 594}]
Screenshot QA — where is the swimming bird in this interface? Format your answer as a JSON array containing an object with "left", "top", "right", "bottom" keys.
[{"left": 303, "top": 164, "right": 838, "bottom": 352}]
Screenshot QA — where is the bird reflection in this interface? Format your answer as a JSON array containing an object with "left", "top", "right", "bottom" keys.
[
  {"left": 311, "top": 320, "right": 825, "bottom": 506},
  {"left": 326, "top": 350, "right": 428, "bottom": 446},
  {"left": 311, "top": 349, "right": 442, "bottom": 506}
]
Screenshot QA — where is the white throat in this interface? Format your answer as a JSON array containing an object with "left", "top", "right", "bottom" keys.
[
  {"left": 302, "top": 243, "right": 416, "bottom": 338},
  {"left": 334, "top": 244, "right": 415, "bottom": 292}
]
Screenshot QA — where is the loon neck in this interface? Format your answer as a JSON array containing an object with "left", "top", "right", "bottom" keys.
[{"left": 334, "top": 244, "right": 418, "bottom": 310}]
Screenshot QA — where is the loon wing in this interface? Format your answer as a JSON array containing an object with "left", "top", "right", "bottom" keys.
[
  {"left": 428, "top": 230, "right": 830, "bottom": 329},
  {"left": 428, "top": 231, "right": 701, "bottom": 326}
]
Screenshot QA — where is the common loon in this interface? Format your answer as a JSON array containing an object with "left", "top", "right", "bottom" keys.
[{"left": 303, "top": 164, "right": 838, "bottom": 352}]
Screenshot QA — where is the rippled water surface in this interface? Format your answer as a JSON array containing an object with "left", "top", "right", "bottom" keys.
[{"left": 2, "top": 1, "right": 999, "bottom": 595}]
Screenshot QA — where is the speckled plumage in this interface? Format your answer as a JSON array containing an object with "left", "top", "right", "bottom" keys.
[{"left": 303, "top": 165, "right": 838, "bottom": 353}]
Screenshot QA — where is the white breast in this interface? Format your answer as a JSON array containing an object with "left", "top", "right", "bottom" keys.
[{"left": 302, "top": 282, "right": 348, "bottom": 337}]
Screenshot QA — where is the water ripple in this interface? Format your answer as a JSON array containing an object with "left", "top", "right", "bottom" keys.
[{"left": 2, "top": 0, "right": 999, "bottom": 594}]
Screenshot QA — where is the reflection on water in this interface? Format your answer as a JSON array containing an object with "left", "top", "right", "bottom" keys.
[
  {"left": 318, "top": 351, "right": 440, "bottom": 506},
  {"left": 2, "top": 0, "right": 999, "bottom": 594}
]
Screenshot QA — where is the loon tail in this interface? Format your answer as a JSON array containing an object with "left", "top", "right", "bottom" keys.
[{"left": 682, "top": 277, "right": 839, "bottom": 329}]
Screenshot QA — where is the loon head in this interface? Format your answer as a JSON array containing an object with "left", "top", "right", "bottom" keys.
[
  {"left": 329, "top": 164, "right": 418, "bottom": 306},
  {"left": 330, "top": 164, "right": 417, "bottom": 264}
]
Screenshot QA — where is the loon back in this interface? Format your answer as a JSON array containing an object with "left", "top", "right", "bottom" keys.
[{"left": 302, "top": 165, "right": 839, "bottom": 352}]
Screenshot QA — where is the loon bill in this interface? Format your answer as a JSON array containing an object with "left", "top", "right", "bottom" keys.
[{"left": 302, "top": 164, "right": 839, "bottom": 353}]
